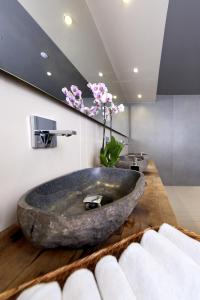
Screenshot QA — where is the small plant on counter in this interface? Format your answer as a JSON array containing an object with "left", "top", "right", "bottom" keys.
[
  {"left": 62, "top": 82, "right": 125, "bottom": 167},
  {"left": 100, "top": 136, "right": 124, "bottom": 167}
]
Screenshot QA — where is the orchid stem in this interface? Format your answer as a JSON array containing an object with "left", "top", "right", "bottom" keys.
[
  {"left": 102, "top": 104, "right": 106, "bottom": 150},
  {"left": 110, "top": 111, "right": 112, "bottom": 140}
]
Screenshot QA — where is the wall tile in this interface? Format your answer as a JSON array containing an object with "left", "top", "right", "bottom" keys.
[
  {"left": 173, "top": 95, "right": 200, "bottom": 185},
  {"left": 130, "top": 96, "right": 173, "bottom": 184},
  {"left": 130, "top": 95, "right": 200, "bottom": 186}
]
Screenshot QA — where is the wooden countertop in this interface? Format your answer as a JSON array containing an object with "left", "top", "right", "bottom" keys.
[{"left": 0, "top": 161, "right": 177, "bottom": 293}]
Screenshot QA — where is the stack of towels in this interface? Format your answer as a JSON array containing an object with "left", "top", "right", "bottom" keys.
[{"left": 18, "top": 223, "right": 200, "bottom": 300}]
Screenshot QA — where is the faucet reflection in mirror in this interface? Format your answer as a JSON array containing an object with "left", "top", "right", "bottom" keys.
[{"left": 62, "top": 83, "right": 125, "bottom": 167}]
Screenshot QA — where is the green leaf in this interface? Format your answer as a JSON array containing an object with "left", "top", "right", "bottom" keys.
[{"left": 100, "top": 136, "right": 124, "bottom": 167}]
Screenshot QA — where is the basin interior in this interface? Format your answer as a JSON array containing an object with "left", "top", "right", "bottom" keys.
[{"left": 25, "top": 168, "right": 141, "bottom": 217}]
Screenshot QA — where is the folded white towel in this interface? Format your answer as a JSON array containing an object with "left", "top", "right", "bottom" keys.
[
  {"left": 95, "top": 255, "right": 136, "bottom": 300},
  {"left": 17, "top": 284, "right": 44, "bottom": 300},
  {"left": 119, "top": 242, "right": 182, "bottom": 300},
  {"left": 141, "top": 229, "right": 200, "bottom": 300},
  {"left": 159, "top": 223, "right": 200, "bottom": 265},
  {"left": 17, "top": 282, "right": 62, "bottom": 300},
  {"left": 63, "top": 268, "right": 101, "bottom": 300}
]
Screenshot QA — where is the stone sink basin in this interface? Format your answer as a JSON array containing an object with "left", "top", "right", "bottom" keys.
[
  {"left": 116, "top": 155, "right": 148, "bottom": 172},
  {"left": 18, "top": 168, "right": 145, "bottom": 248}
]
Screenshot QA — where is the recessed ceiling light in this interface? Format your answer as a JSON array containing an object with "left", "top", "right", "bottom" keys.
[
  {"left": 46, "top": 71, "right": 52, "bottom": 76},
  {"left": 123, "top": 0, "right": 131, "bottom": 4},
  {"left": 133, "top": 67, "right": 139, "bottom": 73},
  {"left": 137, "top": 94, "right": 142, "bottom": 99},
  {"left": 64, "top": 15, "right": 72, "bottom": 26},
  {"left": 113, "top": 95, "right": 117, "bottom": 99},
  {"left": 40, "top": 52, "right": 48, "bottom": 59},
  {"left": 98, "top": 72, "right": 103, "bottom": 77}
]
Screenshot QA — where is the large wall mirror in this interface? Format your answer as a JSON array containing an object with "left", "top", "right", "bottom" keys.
[{"left": 0, "top": 0, "right": 129, "bottom": 136}]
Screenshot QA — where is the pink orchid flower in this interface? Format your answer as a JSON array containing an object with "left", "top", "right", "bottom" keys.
[{"left": 62, "top": 83, "right": 124, "bottom": 120}]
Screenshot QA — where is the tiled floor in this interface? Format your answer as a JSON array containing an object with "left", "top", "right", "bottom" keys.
[{"left": 165, "top": 186, "right": 200, "bottom": 233}]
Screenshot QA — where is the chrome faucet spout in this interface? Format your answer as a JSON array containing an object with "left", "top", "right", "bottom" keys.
[
  {"left": 34, "top": 130, "right": 77, "bottom": 147},
  {"left": 34, "top": 130, "right": 77, "bottom": 137}
]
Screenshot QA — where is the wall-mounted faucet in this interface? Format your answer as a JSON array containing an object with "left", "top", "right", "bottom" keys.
[
  {"left": 31, "top": 116, "right": 77, "bottom": 149},
  {"left": 34, "top": 130, "right": 77, "bottom": 147}
]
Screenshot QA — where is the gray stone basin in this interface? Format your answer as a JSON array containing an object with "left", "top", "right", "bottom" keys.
[
  {"left": 17, "top": 168, "right": 145, "bottom": 249},
  {"left": 116, "top": 155, "right": 148, "bottom": 172}
]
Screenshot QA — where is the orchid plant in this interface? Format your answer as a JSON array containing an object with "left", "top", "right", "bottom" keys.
[{"left": 62, "top": 83, "right": 125, "bottom": 166}]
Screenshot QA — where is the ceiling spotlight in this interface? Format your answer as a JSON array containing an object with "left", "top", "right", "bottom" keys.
[
  {"left": 133, "top": 67, "right": 139, "bottom": 73},
  {"left": 40, "top": 52, "right": 48, "bottom": 59},
  {"left": 98, "top": 72, "right": 103, "bottom": 77},
  {"left": 123, "top": 0, "right": 131, "bottom": 4},
  {"left": 64, "top": 15, "right": 72, "bottom": 26},
  {"left": 46, "top": 71, "right": 52, "bottom": 76},
  {"left": 113, "top": 95, "right": 117, "bottom": 99},
  {"left": 137, "top": 94, "right": 142, "bottom": 99}
]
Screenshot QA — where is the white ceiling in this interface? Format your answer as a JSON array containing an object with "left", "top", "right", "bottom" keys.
[
  {"left": 18, "top": 0, "right": 169, "bottom": 102},
  {"left": 86, "top": 0, "right": 169, "bottom": 102}
]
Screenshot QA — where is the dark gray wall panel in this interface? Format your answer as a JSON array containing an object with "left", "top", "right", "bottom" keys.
[
  {"left": 130, "top": 96, "right": 200, "bottom": 186},
  {"left": 173, "top": 96, "right": 200, "bottom": 185},
  {"left": 158, "top": 0, "right": 200, "bottom": 95},
  {"left": 131, "top": 96, "right": 173, "bottom": 185}
]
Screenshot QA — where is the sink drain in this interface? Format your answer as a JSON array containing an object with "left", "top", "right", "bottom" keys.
[{"left": 83, "top": 195, "right": 114, "bottom": 210}]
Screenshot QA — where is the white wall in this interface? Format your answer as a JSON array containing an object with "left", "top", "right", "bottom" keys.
[{"left": 0, "top": 72, "right": 128, "bottom": 231}]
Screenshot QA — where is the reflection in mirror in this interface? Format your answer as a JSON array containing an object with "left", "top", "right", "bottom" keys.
[
  {"left": 0, "top": 0, "right": 129, "bottom": 136},
  {"left": 61, "top": 83, "right": 125, "bottom": 135}
]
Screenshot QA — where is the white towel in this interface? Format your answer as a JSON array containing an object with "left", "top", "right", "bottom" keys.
[
  {"left": 159, "top": 223, "right": 200, "bottom": 265},
  {"left": 141, "top": 229, "right": 200, "bottom": 300},
  {"left": 95, "top": 255, "right": 136, "bottom": 300},
  {"left": 17, "top": 284, "right": 44, "bottom": 300},
  {"left": 119, "top": 242, "right": 182, "bottom": 300},
  {"left": 17, "top": 282, "right": 62, "bottom": 300},
  {"left": 62, "top": 268, "right": 101, "bottom": 300}
]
